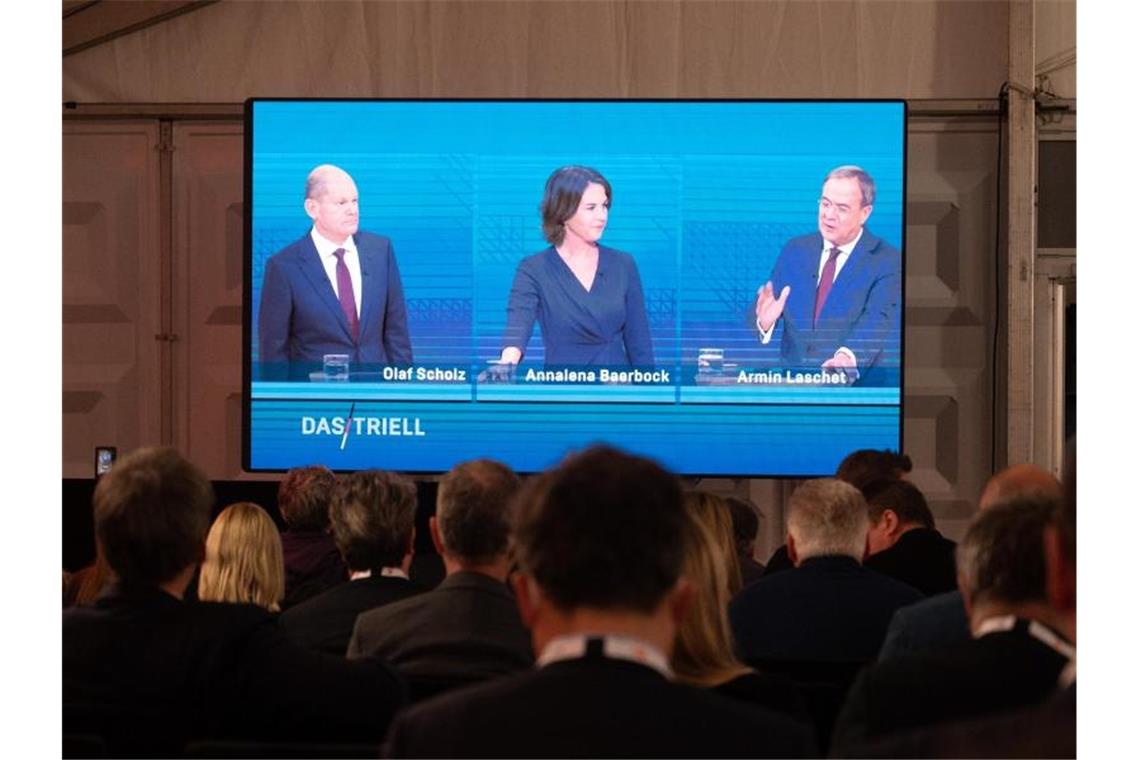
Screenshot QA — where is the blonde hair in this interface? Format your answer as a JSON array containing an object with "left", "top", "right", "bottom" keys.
[
  {"left": 673, "top": 492, "right": 750, "bottom": 687},
  {"left": 199, "top": 502, "right": 285, "bottom": 612}
]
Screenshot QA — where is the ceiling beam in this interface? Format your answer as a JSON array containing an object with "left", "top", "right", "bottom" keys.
[{"left": 63, "top": 0, "right": 219, "bottom": 57}]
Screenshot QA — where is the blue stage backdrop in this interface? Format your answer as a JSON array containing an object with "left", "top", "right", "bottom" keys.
[{"left": 247, "top": 100, "right": 905, "bottom": 476}]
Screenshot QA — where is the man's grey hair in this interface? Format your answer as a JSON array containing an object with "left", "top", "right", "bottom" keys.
[
  {"left": 825, "top": 165, "right": 876, "bottom": 207},
  {"left": 956, "top": 499, "right": 1053, "bottom": 608},
  {"left": 787, "top": 478, "right": 869, "bottom": 561}
]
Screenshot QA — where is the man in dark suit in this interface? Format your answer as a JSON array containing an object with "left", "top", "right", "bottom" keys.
[
  {"left": 730, "top": 478, "right": 922, "bottom": 667},
  {"left": 280, "top": 469, "right": 425, "bottom": 656},
  {"left": 349, "top": 459, "right": 532, "bottom": 694},
  {"left": 754, "top": 166, "right": 900, "bottom": 384},
  {"left": 382, "top": 446, "right": 815, "bottom": 758},
  {"left": 862, "top": 479, "right": 957, "bottom": 595},
  {"left": 832, "top": 498, "right": 1074, "bottom": 755},
  {"left": 62, "top": 447, "right": 405, "bottom": 757},
  {"left": 257, "top": 164, "right": 412, "bottom": 379},
  {"left": 877, "top": 463, "right": 1063, "bottom": 661}
]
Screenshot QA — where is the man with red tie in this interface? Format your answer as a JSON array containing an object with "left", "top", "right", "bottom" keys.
[
  {"left": 754, "top": 166, "right": 901, "bottom": 384},
  {"left": 258, "top": 164, "right": 412, "bottom": 379}
]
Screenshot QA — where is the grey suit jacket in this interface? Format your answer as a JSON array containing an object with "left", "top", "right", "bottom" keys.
[{"left": 347, "top": 571, "right": 533, "bottom": 681}]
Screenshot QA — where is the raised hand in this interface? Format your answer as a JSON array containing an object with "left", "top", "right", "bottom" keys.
[{"left": 755, "top": 281, "right": 791, "bottom": 333}]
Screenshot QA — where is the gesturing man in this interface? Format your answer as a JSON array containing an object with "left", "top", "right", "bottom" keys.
[
  {"left": 754, "top": 166, "right": 900, "bottom": 382},
  {"left": 258, "top": 164, "right": 412, "bottom": 378}
]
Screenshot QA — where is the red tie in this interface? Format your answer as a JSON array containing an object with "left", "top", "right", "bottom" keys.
[
  {"left": 333, "top": 248, "right": 360, "bottom": 342},
  {"left": 814, "top": 246, "right": 841, "bottom": 327}
]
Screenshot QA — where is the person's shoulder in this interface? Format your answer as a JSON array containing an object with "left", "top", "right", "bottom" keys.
[
  {"left": 782, "top": 232, "right": 823, "bottom": 253},
  {"left": 354, "top": 230, "right": 393, "bottom": 252},
  {"left": 859, "top": 564, "right": 924, "bottom": 600},
  {"left": 860, "top": 228, "right": 901, "bottom": 260},
  {"left": 278, "top": 581, "right": 348, "bottom": 622},
  {"left": 267, "top": 233, "right": 314, "bottom": 263},
  {"left": 355, "top": 587, "right": 430, "bottom": 628},
  {"left": 599, "top": 245, "right": 635, "bottom": 265},
  {"left": 518, "top": 246, "right": 556, "bottom": 269}
]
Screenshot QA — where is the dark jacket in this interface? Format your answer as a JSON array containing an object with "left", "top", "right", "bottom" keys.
[{"left": 864, "top": 527, "right": 958, "bottom": 596}]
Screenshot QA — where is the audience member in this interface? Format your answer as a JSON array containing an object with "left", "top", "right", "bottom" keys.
[
  {"left": 853, "top": 447, "right": 1077, "bottom": 758},
  {"left": 832, "top": 497, "right": 1073, "bottom": 754},
  {"left": 349, "top": 459, "right": 532, "bottom": 694},
  {"left": 277, "top": 464, "right": 347, "bottom": 608},
  {"left": 878, "top": 463, "right": 1063, "bottom": 660},
  {"left": 280, "top": 469, "right": 424, "bottom": 655},
  {"left": 862, "top": 479, "right": 957, "bottom": 595},
  {"left": 198, "top": 502, "right": 285, "bottom": 612},
  {"left": 63, "top": 549, "right": 113, "bottom": 608},
  {"left": 62, "top": 447, "right": 405, "bottom": 757},
  {"left": 725, "top": 495, "right": 766, "bottom": 587},
  {"left": 684, "top": 491, "right": 744, "bottom": 594},
  {"left": 835, "top": 448, "right": 913, "bottom": 492},
  {"left": 383, "top": 446, "right": 815, "bottom": 758},
  {"left": 730, "top": 478, "right": 922, "bottom": 668},
  {"left": 762, "top": 448, "right": 912, "bottom": 577},
  {"left": 672, "top": 493, "right": 810, "bottom": 724}
]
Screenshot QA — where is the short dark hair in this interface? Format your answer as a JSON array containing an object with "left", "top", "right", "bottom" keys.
[
  {"left": 93, "top": 447, "right": 214, "bottom": 586},
  {"left": 539, "top": 166, "right": 612, "bottom": 246},
  {"left": 277, "top": 465, "right": 336, "bottom": 531},
  {"left": 513, "top": 446, "right": 684, "bottom": 613},
  {"left": 864, "top": 479, "right": 935, "bottom": 530},
  {"left": 329, "top": 470, "right": 417, "bottom": 571},
  {"left": 957, "top": 499, "right": 1053, "bottom": 607},
  {"left": 437, "top": 459, "right": 521, "bottom": 564},
  {"left": 836, "top": 449, "right": 912, "bottom": 492},
  {"left": 725, "top": 496, "right": 761, "bottom": 556}
]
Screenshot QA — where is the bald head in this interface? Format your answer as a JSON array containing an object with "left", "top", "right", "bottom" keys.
[
  {"left": 979, "top": 464, "right": 1062, "bottom": 511},
  {"left": 305, "top": 164, "right": 354, "bottom": 201}
]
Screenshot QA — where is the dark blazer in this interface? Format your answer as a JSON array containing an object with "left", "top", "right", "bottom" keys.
[
  {"left": 258, "top": 230, "right": 412, "bottom": 376},
  {"left": 729, "top": 555, "right": 923, "bottom": 665},
  {"left": 877, "top": 590, "right": 971, "bottom": 661},
  {"left": 832, "top": 619, "right": 1073, "bottom": 755},
  {"left": 760, "top": 229, "right": 901, "bottom": 376},
  {"left": 382, "top": 651, "right": 816, "bottom": 758},
  {"left": 62, "top": 584, "right": 405, "bottom": 757},
  {"left": 864, "top": 527, "right": 958, "bottom": 596},
  {"left": 279, "top": 575, "right": 424, "bottom": 656},
  {"left": 348, "top": 571, "right": 533, "bottom": 682},
  {"left": 847, "top": 682, "right": 1076, "bottom": 759},
  {"left": 503, "top": 245, "right": 654, "bottom": 367}
]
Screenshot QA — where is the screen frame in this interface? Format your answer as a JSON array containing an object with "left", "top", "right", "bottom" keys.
[{"left": 242, "top": 97, "right": 908, "bottom": 477}]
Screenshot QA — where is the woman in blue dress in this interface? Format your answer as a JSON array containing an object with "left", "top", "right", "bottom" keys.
[{"left": 496, "top": 166, "right": 655, "bottom": 369}]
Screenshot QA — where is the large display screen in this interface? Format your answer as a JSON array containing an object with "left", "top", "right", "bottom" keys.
[{"left": 244, "top": 99, "right": 905, "bottom": 476}]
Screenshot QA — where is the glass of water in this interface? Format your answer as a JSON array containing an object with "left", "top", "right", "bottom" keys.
[{"left": 322, "top": 354, "right": 350, "bottom": 381}]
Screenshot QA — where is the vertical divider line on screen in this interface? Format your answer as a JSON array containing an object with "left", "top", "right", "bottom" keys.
[{"left": 340, "top": 401, "right": 356, "bottom": 451}]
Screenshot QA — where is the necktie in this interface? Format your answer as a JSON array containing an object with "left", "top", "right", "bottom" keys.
[
  {"left": 333, "top": 248, "right": 359, "bottom": 342},
  {"left": 814, "top": 246, "right": 841, "bottom": 327}
]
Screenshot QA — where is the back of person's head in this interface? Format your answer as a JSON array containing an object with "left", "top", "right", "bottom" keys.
[
  {"left": 956, "top": 499, "right": 1054, "bottom": 609},
  {"left": 835, "top": 449, "right": 912, "bottom": 492},
  {"left": 436, "top": 459, "right": 520, "bottom": 565},
  {"left": 198, "top": 502, "right": 285, "bottom": 612},
  {"left": 513, "top": 446, "right": 684, "bottom": 613},
  {"left": 979, "top": 463, "right": 1063, "bottom": 511},
  {"left": 725, "top": 496, "right": 761, "bottom": 558},
  {"left": 93, "top": 447, "right": 214, "bottom": 587},
  {"left": 277, "top": 465, "right": 336, "bottom": 531},
  {"left": 683, "top": 492, "right": 743, "bottom": 595},
  {"left": 673, "top": 495, "right": 748, "bottom": 685},
  {"left": 330, "top": 470, "right": 417, "bottom": 572},
  {"left": 863, "top": 479, "right": 935, "bottom": 530},
  {"left": 786, "top": 478, "right": 868, "bottom": 562}
]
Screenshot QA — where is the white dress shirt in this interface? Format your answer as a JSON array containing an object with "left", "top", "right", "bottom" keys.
[{"left": 311, "top": 227, "right": 362, "bottom": 318}]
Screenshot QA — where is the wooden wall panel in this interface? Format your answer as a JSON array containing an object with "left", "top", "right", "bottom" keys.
[
  {"left": 171, "top": 122, "right": 250, "bottom": 478},
  {"left": 62, "top": 123, "right": 163, "bottom": 477}
]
